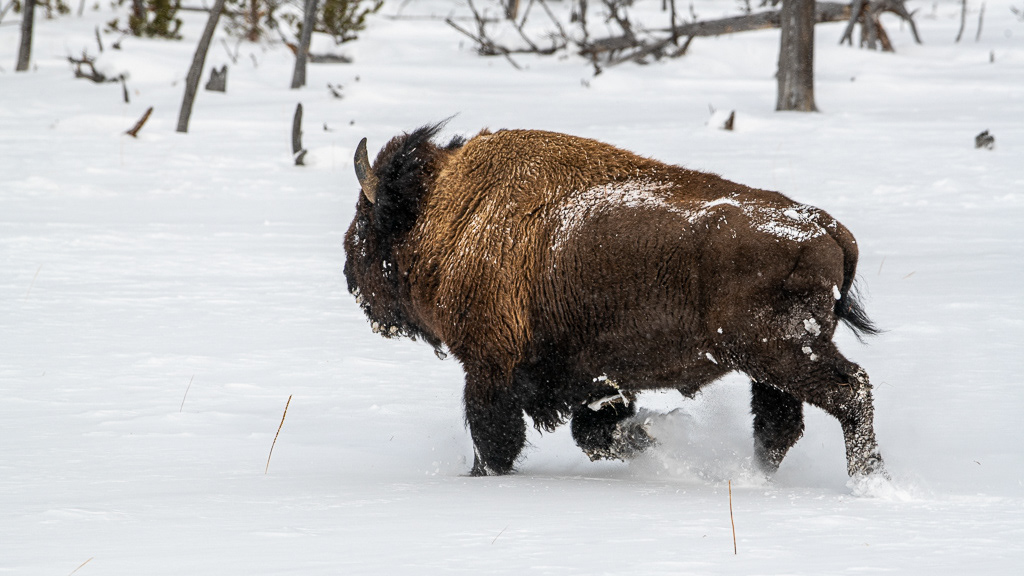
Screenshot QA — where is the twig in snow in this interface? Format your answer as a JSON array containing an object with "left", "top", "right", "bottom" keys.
[
  {"left": 220, "top": 37, "right": 241, "bottom": 64},
  {"left": 126, "top": 107, "right": 153, "bottom": 138},
  {"left": 729, "top": 480, "right": 737, "bottom": 555},
  {"left": 492, "top": 524, "right": 509, "bottom": 544},
  {"left": 24, "top": 264, "right": 41, "bottom": 300},
  {"left": 265, "top": 395, "right": 293, "bottom": 473},
  {"left": 68, "top": 557, "right": 94, "bottom": 576},
  {"left": 179, "top": 374, "right": 194, "bottom": 412}
]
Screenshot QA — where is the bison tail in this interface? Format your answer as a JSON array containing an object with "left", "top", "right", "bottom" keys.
[
  {"left": 822, "top": 212, "right": 881, "bottom": 341},
  {"left": 836, "top": 281, "right": 881, "bottom": 340}
]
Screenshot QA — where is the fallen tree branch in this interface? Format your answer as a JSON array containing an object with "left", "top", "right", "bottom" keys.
[
  {"left": 68, "top": 53, "right": 120, "bottom": 83},
  {"left": 579, "top": 3, "right": 851, "bottom": 66},
  {"left": 585, "top": 1, "right": 851, "bottom": 60},
  {"left": 456, "top": 1, "right": 862, "bottom": 71}
]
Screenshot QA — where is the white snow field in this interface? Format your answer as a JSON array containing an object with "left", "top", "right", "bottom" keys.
[{"left": 2, "top": 1, "right": 1023, "bottom": 574}]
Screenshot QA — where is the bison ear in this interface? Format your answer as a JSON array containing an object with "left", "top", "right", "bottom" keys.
[{"left": 354, "top": 137, "right": 379, "bottom": 204}]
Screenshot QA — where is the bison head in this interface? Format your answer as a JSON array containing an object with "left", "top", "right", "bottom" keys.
[{"left": 343, "top": 123, "right": 464, "bottom": 342}]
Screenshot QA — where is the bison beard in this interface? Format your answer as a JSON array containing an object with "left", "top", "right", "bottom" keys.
[{"left": 344, "top": 124, "right": 885, "bottom": 479}]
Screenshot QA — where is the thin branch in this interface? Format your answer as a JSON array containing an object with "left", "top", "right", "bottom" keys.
[
  {"left": 0, "top": 1, "right": 17, "bottom": 25},
  {"left": 446, "top": 17, "right": 523, "bottom": 69},
  {"left": 841, "top": 0, "right": 866, "bottom": 45},
  {"left": 537, "top": 0, "right": 568, "bottom": 41},
  {"left": 956, "top": 0, "right": 967, "bottom": 42},
  {"left": 975, "top": 2, "right": 985, "bottom": 42},
  {"left": 265, "top": 395, "right": 293, "bottom": 474},
  {"left": 126, "top": 106, "right": 154, "bottom": 138}
]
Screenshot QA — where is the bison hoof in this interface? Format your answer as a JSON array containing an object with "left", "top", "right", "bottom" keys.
[
  {"left": 849, "top": 453, "right": 888, "bottom": 480},
  {"left": 469, "top": 448, "right": 512, "bottom": 477},
  {"left": 584, "top": 417, "right": 655, "bottom": 462}
]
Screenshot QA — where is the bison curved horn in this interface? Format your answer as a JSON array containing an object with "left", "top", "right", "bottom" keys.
[{"left": 353, "top": 137, "right": 378, "bottom": 204}]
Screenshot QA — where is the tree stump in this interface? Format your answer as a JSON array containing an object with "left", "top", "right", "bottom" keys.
[
  {"left": 205, "top": 65, "right": 228, "bottom": 92},
  {"left": 292, "top": 103, "right": 308, "bottom": 166}
]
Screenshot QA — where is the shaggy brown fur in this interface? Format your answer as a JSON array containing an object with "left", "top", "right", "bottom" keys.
[{"left": 344, "top": 124, "right": 884, "bottom": 478}]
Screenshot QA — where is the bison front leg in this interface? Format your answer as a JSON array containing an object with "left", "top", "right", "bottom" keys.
[
  {"left": 463, "top": 365, "right": 526, "bottom": 476},
  {"left": 750, "top": 381, "right": 805, "bottom": 475},
  {"left": 571, "top": 391, "right": 654, "bottom": 462}
]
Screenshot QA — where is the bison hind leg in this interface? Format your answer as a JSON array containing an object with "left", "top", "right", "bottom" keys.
[
  {"left": 571, "top": 392, "right": 654, "bottom": 462},
  {"left": 750, "top": 380, "right": 805, "bottom": 475},
  {"left": 750, "top": 345, "right": 886, "bottom": 478}
]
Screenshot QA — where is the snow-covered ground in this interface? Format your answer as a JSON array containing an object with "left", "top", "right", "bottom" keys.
[{"left": 2, "top": 1, "right": 1023, "bottom": 573}]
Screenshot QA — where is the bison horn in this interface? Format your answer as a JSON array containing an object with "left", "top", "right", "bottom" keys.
[{"left": 353, "top": 137, "right": 378, "bottom": 204}]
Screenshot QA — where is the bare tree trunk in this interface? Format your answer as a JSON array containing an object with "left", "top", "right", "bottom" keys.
[
  {"left": 131, "top": 0, "right": 145, "bottom": 34},
  {"left": 177, "top": 0, "right": 226, "bottom": 133},
  {"left": 290, "top": 0, "right": 320, "bottom": 89},
  {"left": 776, "top": 0, "right": 817, "bottom": 112},
  {"left": 505, "top": 0, "right": 520, "bottom": 20},
  {"left": 16, "top": 0, "right": 36, "bottom": 72},
  {"left": 248, "top": 0, "right": 262, "bottom": 41}
]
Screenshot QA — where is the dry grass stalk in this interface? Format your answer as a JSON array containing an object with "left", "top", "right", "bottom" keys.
[
  {"left": 729, "top": 480, "right": 737, "bottom": 555},
  {"left": 179, "top": 374, "right": 194, "bottom": 413},
  {"left": 68, "top": 557, "right": 93, "bottom": 576},
  {"left": 24, "top": 264, "right": 42, "bottom": 299},
  {"left": 265, "top": 395, "right": 293, "bottom": 474}
]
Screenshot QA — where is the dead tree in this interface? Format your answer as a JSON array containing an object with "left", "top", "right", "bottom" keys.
[
  {"left": 291, "top": 0, "right": 321, "bottom": 89},
  {"left": 177, "top": 0, "right": 226, "bottom": 133},
  {"left": 16, "top": 0, "right": 36, "bottom": 72},
  {"left": 839, "top": 0, "right": 921, "bottom": 51},
  {"left": 777, "top": 0, "right": 818, "bottom": 112}
]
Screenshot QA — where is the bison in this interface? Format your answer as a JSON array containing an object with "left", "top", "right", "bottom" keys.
[{"left": 344, "top": 123, "right": 886, "bottom": 479}]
